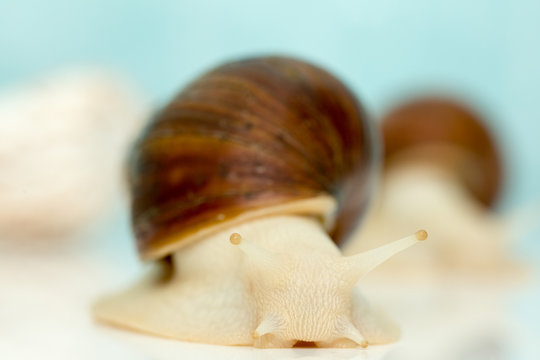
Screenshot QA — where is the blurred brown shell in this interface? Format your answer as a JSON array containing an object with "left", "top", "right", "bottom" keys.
[
  {"left": 382, "top": 97, "right": 503, "bottom": 207},
  {"left": 129, "top": 56, "right": 376, "bottom": 260}
]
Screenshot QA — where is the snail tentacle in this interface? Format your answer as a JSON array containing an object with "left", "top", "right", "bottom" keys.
[
  {"left": 343, "top": 230, "right": 428, "bottom": 281},
  {"left": 229, "top": 232, "right": 280, "bottom": 270},
  {"left": 252, "top": 312, "right": 283, "bottom": 338}
]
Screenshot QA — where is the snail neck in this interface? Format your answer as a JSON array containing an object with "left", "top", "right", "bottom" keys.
[
  {"left": 232, "top": 215, "right": 341, "bottom": 256},
  {"left": 171, "top": 215, "right": 338, "bottom": 282}
]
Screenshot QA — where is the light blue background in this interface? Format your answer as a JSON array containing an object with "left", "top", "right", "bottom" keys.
[
  {"left": 1, "top": 0, "right": 539, "bottom": 243},
  {"left": 1, "top": 3, "right": 539, "bottom": 359}
]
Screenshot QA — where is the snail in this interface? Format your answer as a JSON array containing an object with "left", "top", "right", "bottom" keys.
[
  {"left": 343, "top": 97, "right": 510, "bottom": 273},
  {"left": 94, "top": 56, "right": 427, "bottom": 348}
]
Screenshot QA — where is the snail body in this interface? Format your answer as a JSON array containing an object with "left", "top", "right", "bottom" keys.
[{"left": 94, "top": 57, "right": 425, "bottom": 347}]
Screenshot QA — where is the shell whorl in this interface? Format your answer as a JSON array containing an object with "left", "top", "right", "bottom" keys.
[
  {"left": 382, "top": 97, "right": 503, "bottom": 207},
  {"left": 130, "top": 57, "right": 376, "bottom": 260}
]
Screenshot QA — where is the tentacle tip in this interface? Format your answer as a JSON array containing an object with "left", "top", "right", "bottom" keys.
[
  {"left": 360, "top": 341, "right": 368, "bottom": 349},
  {"left": 415, "top": 229, "right": 428, "bottom": 241},
  {"left": 229, "top": 232, "right": 242, "bottom": 245}
]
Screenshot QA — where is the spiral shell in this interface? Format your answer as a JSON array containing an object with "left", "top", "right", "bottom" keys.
[
  {"left": 382, "top": 97, "right": 503, "bottom": 207},
  {"left": 129, "top": 57, "right": 376, "bottom": 260}
]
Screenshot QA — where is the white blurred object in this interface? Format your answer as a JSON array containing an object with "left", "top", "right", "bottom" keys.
[{"left": 0, "top": 68, "right": 149, "bottom": 247}]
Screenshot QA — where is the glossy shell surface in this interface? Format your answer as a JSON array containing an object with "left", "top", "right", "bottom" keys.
[{"left": 130, "top": 57, "right": 375, "bottom": 260}]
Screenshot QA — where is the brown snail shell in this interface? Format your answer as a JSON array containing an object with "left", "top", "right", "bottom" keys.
[
  {"left": 382, "top": 97, "right": 503, "bottom": 207},
  {"left": 129, "top": 56, "right": 376, "bottom": 260}
]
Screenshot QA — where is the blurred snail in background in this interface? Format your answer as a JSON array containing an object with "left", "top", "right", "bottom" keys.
[
  {"left": 94, "top": 56, "right": 428, "bottom": 348},
  {"left": 0, "top": 69, "right": 148, "bottom": 249},
  {"left": 343, "top": 97, "right": 512, "bottom": 274}
]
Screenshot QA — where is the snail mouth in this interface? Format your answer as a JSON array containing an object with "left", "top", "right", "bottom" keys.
[{"left": 293, "top": 341, "right": 316, "bottom": 348}]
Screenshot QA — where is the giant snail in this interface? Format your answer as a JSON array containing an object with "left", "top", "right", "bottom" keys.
[{"left": 94, "top": 56, "right": 428, "bottom": 348}]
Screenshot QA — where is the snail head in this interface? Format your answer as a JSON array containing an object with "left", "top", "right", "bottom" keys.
[{"left": 229, "top": 230, "right": 427, "bottom": 348}]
